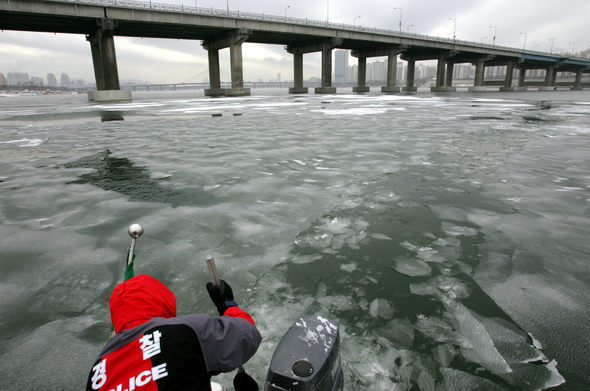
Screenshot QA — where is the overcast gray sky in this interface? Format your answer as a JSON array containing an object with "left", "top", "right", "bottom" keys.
[{"left": 1, "top": 0, "right": 588, "bottom": 83}]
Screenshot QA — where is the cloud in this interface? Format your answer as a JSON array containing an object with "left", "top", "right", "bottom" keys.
[{"left": 116, "top": 37, "right": 207, "bottom": 65}]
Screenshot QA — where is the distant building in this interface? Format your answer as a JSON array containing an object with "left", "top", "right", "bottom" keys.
[
  {"left": 47, "top": 73, "right": 57, "bottom": 87},
  {"left": 334, "top": 50, "right": 349, "bottom": 82},
  {"left": 397, "top": 61, "right": 406, "bottom": 84},
  {"left": 346, "top": 63, "right": 357, "bottom": 83},
  {"left": 0, "top": 73, "right": 6, "bottom": 86},
  {"left": 60, "top": 73, "right": 70, "bottom": 87},
  {"left": 454, "top": 64, "right": 473, "bottom": 80},
  {"left": 72, "top": 79, "right": 86, "bottom": 88},
  {"left": 29, "top": 77, "right": 44, "bottom": 87},
  {"left": 7, "top": 72, "right": 29, "bottom": 86}
]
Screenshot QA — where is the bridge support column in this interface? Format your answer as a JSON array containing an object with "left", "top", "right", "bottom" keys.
[
  {"left": 87, "top": 19, "right": 131, "bottom": 102},
  {"left": 444, "top": 62, "right": 457, "bottom": 91},
  {"left": 403, "top": 59, "right": 417, "bottom": 92},
  {"left": 316, "top": 46, "right": 337, "bottom": 94},
  {"left": 227, "top": 41, "right": 250, "bottom": 96},
  {"left": 539, "top": 66, "right": 557, "bottom": 91},
  {"left": 202, "top": 29, "right": 251, "bottom": 97},
  {"left": 287, "top": 39, "right": 341, "bottom": 94},
  {"left": 382, "top": 50, "right": 400, "bottom": 93},
  {"left": 516, "top": 67, "right": 528, "bottom": 91},
  {"left": 353, "top": 57, "right": 370, "bottom": 93},
  {"left": 204, "top": 49, "right": 225, "bottom": 97},
  {"left": 431, "top": 54, "right": 449, "bottom": 92},
  {"left": 469, "top": 58, "right": 487, "bottom": 92},
  {"left": 572, "top": 69, "right": 584, "bottom": 90},
  {"left": 289, "top": 52, "right": 308, "bottom": 94},
  {"left": 500, "top": 61, "right": 516, "bottom": 91}
]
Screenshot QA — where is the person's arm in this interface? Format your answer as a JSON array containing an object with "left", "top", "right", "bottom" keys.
[
  {"left": 197, "top": 280, "right": 261, "bottom": 372},
  {"left": 223, "top": 305, "right": 255, "bottom": 325}
]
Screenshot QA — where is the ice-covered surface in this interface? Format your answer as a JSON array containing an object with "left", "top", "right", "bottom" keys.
[
  {"left": 1, "top": 90, "right": 589, "bottom": 390},
  {"left": 292, "top": 315, "right": 338, "bottom": 354}
]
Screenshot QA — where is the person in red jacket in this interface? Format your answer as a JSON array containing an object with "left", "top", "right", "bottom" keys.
[{"left": 86, "top": 274, "right": 261, "bottom": 391}]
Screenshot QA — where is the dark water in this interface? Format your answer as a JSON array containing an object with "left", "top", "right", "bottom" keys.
[{"left": 1, "top": 89, "right": 589, "bottom": 390}]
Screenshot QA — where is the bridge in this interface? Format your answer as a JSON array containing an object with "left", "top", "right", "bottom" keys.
[{"left": 1, "top": 0, "right": 589, "bottom": 101}]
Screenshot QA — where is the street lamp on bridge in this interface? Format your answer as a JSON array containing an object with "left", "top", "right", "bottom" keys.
[
  {"left": 284, "top": 5, "right": 290, "bottom": 17},
  {"left": 449, "top": 17, "right": 457, "bottom": 42},
  {"left": 548, "top": 37, "right": 555, "bottom": 53},
  {"left": 353, "top": 15, "right": 361, "bottom": 26},
  {"left": 569, "top": 42, "right": 575, "bottom": 55},
  {"left": 489, "top": 25, "right": 497, "bottom": 46},
  {"left": 520, "top": 32, "right": 527, "bottom": 50},
  {"left": 393, "top": 7, "right": 402, "bottom": 33}
]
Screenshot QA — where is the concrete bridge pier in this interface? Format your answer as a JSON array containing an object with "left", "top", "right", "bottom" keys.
[
  {"left": 517, "top": 67, "right": 528, "bottom": 91},
  {"left": 381, "top": 50, "right": 401, "bottom": 93},
  {"left": 353, "top": 57, "right": 370, "bottom": 93},
  {"left": 403, "top": 59, "right": 417, "bottom": 92},
  {"left": 443, "top": 62, "right": 457, "bottom": 91},
  {"left": 289, "top": 52, "right": 308, "bottom": 94},
  {"left": 500, "top": 61, "right": 516, "bottom": 91},
  {"left": 572, "top": 69, "right": 584, "bottom": 90},
  {"left": 469, "top": 58, "right": 487, "bottom": 92},
  {"left": 316, "top": 46, "right": 337, "bottom": 94},
  {"left": 539, "top": 65, "right": 557, "bottom": 91},
  {"left": 227, "top": 41, "right": 250, "bottom": 96},
  {"left": 288, "top": 39, "right": 340, "bottom": 94},
  {"left": 352, "top": 47, "right": 401, "bottom": 93},
  {"left": 203, "top": 29, "right": 251, "bottom": 97},
  {"left": 431, "top": 54, "right": 450, "bottom": 92},
  {"left": 204, "top": 49, "right": 224, "bottom": 97},
  {"left": 86, "top": 19, "right": 131, "bottom": 102}
]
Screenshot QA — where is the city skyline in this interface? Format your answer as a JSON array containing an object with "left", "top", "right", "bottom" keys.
[
  {"left": 1, "top": 0, "right": 589, "bottom": 84},
  {"left": 2, "top": 47, "right": 587, "bottom": 89}
]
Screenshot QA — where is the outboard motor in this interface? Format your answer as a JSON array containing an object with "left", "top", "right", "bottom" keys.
[{"left": 265, "top": 315, "right": 343, "bottom": 391}]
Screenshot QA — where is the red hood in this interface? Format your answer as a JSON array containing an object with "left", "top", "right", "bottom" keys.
[{"left": 110, "top": 274, "right": 176, "bottom": 333}]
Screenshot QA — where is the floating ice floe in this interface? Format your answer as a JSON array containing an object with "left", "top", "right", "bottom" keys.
[
  {"left": 392, "top": 257, "right": 432, "bottom": 277},
  {"left": 441, "top": 222, "right": 478, "bottom": 237},
  {"left": 450, "top": 302, "right": 513, "bottom": 375},
  {"left": 440, "top": 368, "right": 507, "bottom": 391},
  {"left": 370, "top": 233, "right": 392, "bottom": 241},
  {"left": 340, "top": 263, "right": 357, "bottom": 273},
  {"left": 369, "top": 298, "right": 395, "bottom": 320},
  {"left": 294, "top": 215, "right": 369, "bottom": 252},
  {"left": 311, "top": 107, "right": 391, "bottom": 116},
  {"left": 0, "top": 138, "right": 45, "bottom": 147},
  {"left": 410, "top": 275, "right": 472, "bottom": 301}
]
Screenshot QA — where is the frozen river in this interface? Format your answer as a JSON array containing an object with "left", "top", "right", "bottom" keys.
[{"left": 1, "top": 89, "right": 589, "bottom": 390}]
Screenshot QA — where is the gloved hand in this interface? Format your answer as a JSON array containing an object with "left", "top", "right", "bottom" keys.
[{"left": 206, "top": 279, "right": 237, "bottom": 315}]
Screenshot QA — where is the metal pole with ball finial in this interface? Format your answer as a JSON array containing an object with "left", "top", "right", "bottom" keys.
[
  {"left": 110, "top": 224, "right": 144, "bottom": 337},
  {"left": 127, "top": 223, "right": 143, "bottom": 265},
  {"left": 124, "top": 223, "right": 143, "bottom": 280}
]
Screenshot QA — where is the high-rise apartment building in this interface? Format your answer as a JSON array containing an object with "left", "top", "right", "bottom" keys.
[
  {"left": 334, "top": 50, "right": 349, "bottom": 82},
  {"left": 60, "top": 73, "right": 70, "bottom": 87},
  {"left": 47, "top": 73, "right": 58, "bottom": 87},
  {"left": 7, "top": 72, "right": 29, "bottom": 86}
]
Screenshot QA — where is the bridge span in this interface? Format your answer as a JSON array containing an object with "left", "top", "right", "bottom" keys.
[{"left": 1, "top": 0, "right": 589, "bottom": 101}]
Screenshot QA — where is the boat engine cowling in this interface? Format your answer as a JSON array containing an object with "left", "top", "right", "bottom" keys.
[{"left": 265, "top": 315, "right": 343, "bottom": 391}]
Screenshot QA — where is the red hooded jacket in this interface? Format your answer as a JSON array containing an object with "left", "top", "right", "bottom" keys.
[{"left": 87, "top": 275, "right": 261, "bottom": 391}]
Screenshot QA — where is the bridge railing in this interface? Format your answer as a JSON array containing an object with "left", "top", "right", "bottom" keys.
[
  {"left": 48, "top": 0, "right": 588, "bottom": 62},
  {"left": 53, "top": 0, "right": 519, "bottom": 50}
]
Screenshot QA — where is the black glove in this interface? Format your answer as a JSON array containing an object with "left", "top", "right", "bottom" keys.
[{"left": 206, "top": 279, "right": 237, "bottom": 315}]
